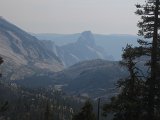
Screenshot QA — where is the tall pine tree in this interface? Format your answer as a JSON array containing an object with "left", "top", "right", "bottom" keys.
[
  {"left": 72, "top": 100, "right": 96, "bottom": 120},
  {"left": 0, "top": 57, "right": 3, "bottom": 77},
  {"left": 135, "top": 0, "right": 160, "bottom": 119},
  {"left": 102, "top": 45, "right": 144, "bottom": 120},
  {"left": 0, "top": 57, "right": 8, "bottom": 115},
  {"left": 103, "top": 0, "right": 160, "bottom": 120}
]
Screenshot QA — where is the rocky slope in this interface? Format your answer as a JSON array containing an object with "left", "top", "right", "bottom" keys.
[
  {"left": 42, "top": 31, "right": 113, "bottom": 67},
  {"left": 0, "top": 17, "right": 63, "bottom": 80},
  {"left": 35, "top": 33, "right": 138, "bottom": 60}
]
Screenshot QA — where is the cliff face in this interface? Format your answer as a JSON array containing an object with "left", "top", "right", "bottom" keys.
[
  {"left": 0, "top": 17, "right": 64, "bottom": 80},
  {"left": 56, "top": 31, "right": 112, "bottom": 67}
]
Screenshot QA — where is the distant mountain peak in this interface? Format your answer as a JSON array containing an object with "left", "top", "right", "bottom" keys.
[
  {"left": 77, "top": 31, "right": 95, "bottom": 45},
  {"left": 81, "top": 31, "right": 92, "bottom": 35},
  {"left": 55, "top": 30, "right": 112, "bottom": 66}
]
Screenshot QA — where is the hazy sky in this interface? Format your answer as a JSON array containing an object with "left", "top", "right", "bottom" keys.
[{"left": 0, "top": 0, "right": 144, "bottom": 34}]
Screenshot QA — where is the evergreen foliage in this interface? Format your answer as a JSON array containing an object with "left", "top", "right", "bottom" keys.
[
  {"left": 0, "top": 82, "right": 82, "bottom": 120},
  {"left": 103, "top": 0, "right": 160, "bottom": 120},
  {"left": 0, "top": 57, "right": 8, "bottom": 116},
  {"left": 0, "top": 57, "right": 3, "bottom": 77},
  {"left": 72, "top": 100, "right": 96, "bottom": 120},
  {"left": 102, "top": 45, "right": 144, "bottom": 120},
  {"left": 44, "top": 101, "right": 51, "bottom": 120},
  {"left": 135, "top": 0, "right": 160, "bottom": 119}
]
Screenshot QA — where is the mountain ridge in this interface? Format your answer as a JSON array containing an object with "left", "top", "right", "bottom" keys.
[
  {"left": 57, "top": 31, "right": 113, "bottom": 66},
  {"left": 0, "top": 17, "right": 63, "bottom": 80},
  {"left": 15, "top": 59, "right": 128, "bottom": 98},
  {"left": 34, "top": 32, "right": 138, "bottom": 60}
]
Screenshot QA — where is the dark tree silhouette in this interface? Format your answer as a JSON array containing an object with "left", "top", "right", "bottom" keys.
[
  {"left": 72, "top": 100, "right": 96, "bottom": 120},
  {"left": 44, "top": 101, "right": 51, "bottom": 120},
  {"left": 0, "top": 57, "right": 8, "bottom": 116},
  {"left": 135, "top": 0, "right": 160, "bottom": 119},
  {"left": 102, "top": 45, "right": 144, "bottom": 120},
  {"left": 103, "top": 1, "right": 160, "bottom": 119},
  {"left": 0, "top": 57, "right": 3, "bottom": 77}
]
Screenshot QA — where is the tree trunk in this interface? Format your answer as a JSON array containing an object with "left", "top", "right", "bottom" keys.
[{"left": 148, "top": 0, "right": 159, "bottom": 119}]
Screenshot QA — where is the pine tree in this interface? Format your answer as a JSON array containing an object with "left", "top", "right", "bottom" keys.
[
  {"left": 102, "top": 45, "right": 144, "bottom": 120},
  {"left": 103, "top": 1, "right": 160, "bottom": 119},
  {"left": 0, "top": 57, "right": 3, "bottom": 77},
  {"left": 72, "top": 100, "right": 96, "bottom": 120},
  {"left": 0, "top": 57, "right": 8, "bottom": 115},
  {"left": 44, "top": 101, "right": 51, "bottom": 120},
  {"left": 135, "top": 0, "right": 160, "bottom": 119}
]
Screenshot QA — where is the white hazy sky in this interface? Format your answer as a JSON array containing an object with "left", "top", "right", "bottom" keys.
[{"left": 0, "top": 0, "right": 144, "bottom": 34}]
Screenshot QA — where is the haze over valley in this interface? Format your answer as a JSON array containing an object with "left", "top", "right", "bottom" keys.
[
  {"left": 1, "top": 0, "right": 156, "bottom": 120},
  {"left": 0, "top": 17, "right": 129, "bottom": 97}
]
